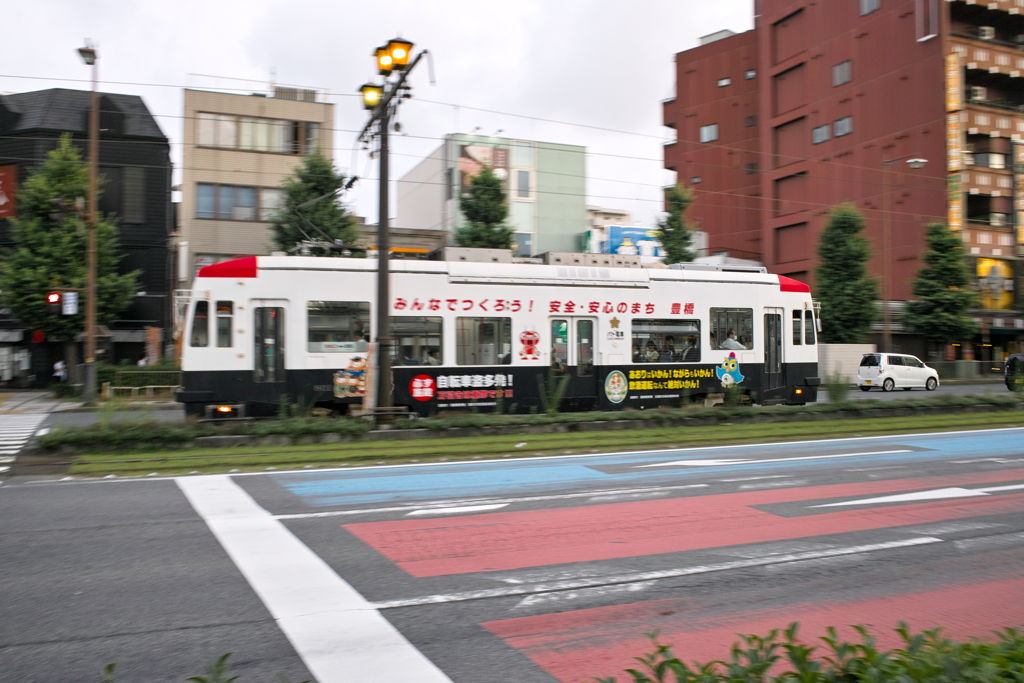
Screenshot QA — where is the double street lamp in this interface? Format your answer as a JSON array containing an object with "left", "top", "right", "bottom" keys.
[
  {"left": 881, "top": 155, "right": 928, "bottom": 353},
  {"left": 358, "top": 38, "right": 427, "bottom": 416}
]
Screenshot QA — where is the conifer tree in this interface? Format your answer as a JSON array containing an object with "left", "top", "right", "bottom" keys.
[
  {"left": 455, "top": 166, "right": 513, "bottom": 249},
  {"left": 270, "top": 152, "right": 357, "bottom": 254},
  {"left": 656, "top": 184, "right": 696, "bottom": 265},
  {"left": 0, "top": 135, "right": 138, "bottom": 366},
  {"left": 905, "top": 223, "right": 977, "bottom": 345},
  {"left": 815, "top": 204, "right": 877, "bottom": 343}
]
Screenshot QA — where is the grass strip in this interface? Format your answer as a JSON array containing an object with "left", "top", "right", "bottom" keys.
[{"left": 67, "top": 410, "right": 1024, "bottom": 477}]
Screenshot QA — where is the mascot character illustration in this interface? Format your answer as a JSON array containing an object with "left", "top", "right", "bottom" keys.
[{"left": 716, "top": 352, "right": 745, "bottom": 388}]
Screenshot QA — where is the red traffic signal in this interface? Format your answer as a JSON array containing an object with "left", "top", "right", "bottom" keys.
[{"left": 47, "top": 292, "right": 61, "bottom": 304}]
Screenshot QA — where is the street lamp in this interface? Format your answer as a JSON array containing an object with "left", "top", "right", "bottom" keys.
[
  {"left": 358, "top": 39, "right": 429, "bottom": 418},
  {"left": 79, "top": 41, "right": 99, "bottom": 404},
  {"left": 881, "top": 155, "right": 928, "bottom": 353}
]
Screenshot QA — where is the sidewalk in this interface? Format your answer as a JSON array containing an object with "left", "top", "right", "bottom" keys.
[{"left": 0, "top": 391, "right": 180, "bottom": 414}]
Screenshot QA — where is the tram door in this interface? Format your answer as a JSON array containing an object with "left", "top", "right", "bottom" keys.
[
  {"left": 550, "top": 317, "right": 598, "bottom": 402},
  {"left": 763, "top": 307, "right": 783, "bottom": 392},
  {"left": 254, "top": 302, "right": 286, "bottom": 383}
]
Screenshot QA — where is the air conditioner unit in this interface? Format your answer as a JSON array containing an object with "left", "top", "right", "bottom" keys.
[
  {"left": 970, "top": 86, "right": 988, "bottom": 102},
  {"left": 979, "top": 26, "right": 996, "bottom": 41},
  {"left": 990, "top": 213, "right": 1006, "bottom": 227},
  {"left": 1015, "top": 34, "right": 1024, "bottom": 45}
]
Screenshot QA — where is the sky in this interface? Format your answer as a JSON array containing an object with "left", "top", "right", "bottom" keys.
[{"left": 1, "top": 0, "right": 753, "bottom": 228}]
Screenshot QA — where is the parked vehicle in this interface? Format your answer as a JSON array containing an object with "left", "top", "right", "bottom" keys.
[
  {"left": 857, "top": 353, "right": 939, "bottom": 392},
  {"left": 1006, "top": 354, "right": 1024, "bottom": 391}
]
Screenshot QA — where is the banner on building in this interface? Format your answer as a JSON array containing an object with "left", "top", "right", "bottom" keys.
[
  {"left": 459, "top": 143, "right": 510, "bottom": 197},
  {"left": 948, "top": 172, "right": 963, "bottom": 231},
  {"left": 977, "top": 258, "right": 1015, "bottom": 310},
  {"left": 947, "top": 113, "right": 962, "bottom": 172},
  {"left": 0, "top": 165, "right": 16, "bottom": 219},
  {"left": 1016, "top": 142, "right": 1024, "bottom": 246},
  {"left": 945, "top": 53, "right": 962, "bottom": 113}
]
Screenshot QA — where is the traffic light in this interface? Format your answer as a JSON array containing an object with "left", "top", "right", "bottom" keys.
[{"left": 47, "top": 292, "right": 61, "bottom": 313}]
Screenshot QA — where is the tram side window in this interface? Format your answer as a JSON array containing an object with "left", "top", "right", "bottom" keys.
[
  {"left": 804, "top": 310, "right": 816, "bottom": 345},
  {"left": 216, "top": 301, "right": 233, "bottom": 348},
  {"left": 710, "top": 308, "right": 754, "bottom": 350},
  {"left": 631, "top": 319, "right": 701, "bottom": 363},
  {"left": 792, "top": 310, "right": 802, "bottom": 346},
  {"left": 392, "top": 317, "right": 443, "bottom": 366},
  {"left": 190, "top": 301, "right": 209, "bottom": 347},
  {"left": 307, "top": 301, "right": 369, "bottom": 353},
  {"left": 456, "top": 317, "right": 512, "bottom": 365}
]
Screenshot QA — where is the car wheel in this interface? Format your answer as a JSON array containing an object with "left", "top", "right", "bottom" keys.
[
  {"left": 883, "top": 378, "right": 895, "bottom": 392},
  {"left": 926, "top": 377, "right": 937, "bottom": 391},
  {"left": 860, "top": 386, "right": 871, "bottom": 392}
]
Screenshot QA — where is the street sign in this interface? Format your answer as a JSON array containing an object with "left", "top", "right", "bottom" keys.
[{"left": 62, "top": 291, "right": 78, "bottom": 315}]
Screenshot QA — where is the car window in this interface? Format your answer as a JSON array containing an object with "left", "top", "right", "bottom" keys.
[
  {"left": 887, "top": 355, "right": 904, "bottom": 366},
  {"left": 905, "top": 356, "right": 924, "bottom": 368},
  {"left": 860, "top": 354, "right": 880, "bottom": 367}
]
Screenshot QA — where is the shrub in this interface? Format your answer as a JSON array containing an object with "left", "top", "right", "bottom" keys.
[{"left": 825, "top": 371, "right": 851, "bottom": 404}]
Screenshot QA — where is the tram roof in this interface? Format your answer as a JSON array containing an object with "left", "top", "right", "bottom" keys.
[{"left": 196, "top": 256, "right": 810, "bottom": 293}]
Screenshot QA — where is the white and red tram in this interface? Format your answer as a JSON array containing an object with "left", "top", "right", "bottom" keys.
[{"left": 176, "top": 255, "right": 821, "bottom": 417}]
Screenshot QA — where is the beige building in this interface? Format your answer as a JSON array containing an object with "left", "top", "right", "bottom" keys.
[{"left": 178, "top": 87, "right": 333, "bottom": 282}]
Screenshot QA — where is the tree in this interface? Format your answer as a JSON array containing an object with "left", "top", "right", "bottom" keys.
[
  {"left": 455, "top": 166, "right": 513, "bottom": 249},
  {"left": 656, "top": 184, "right": 696, "bottom": 265},
  {"left": 905, "top": 223, "right": 977, "bottom": 346},
  {"left": 0, "top": 135, "right": 138, "bottom": 373},
  {"left": 815, "top": 204, "right": 878, "bottom": 343},
  {"left": 270, "top": 152, "right": 357, "bottom": 254}
]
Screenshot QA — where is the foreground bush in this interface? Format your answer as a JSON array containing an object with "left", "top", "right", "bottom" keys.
[{"left": 596, "top": 622, "right": 1024, "bottom": 683}]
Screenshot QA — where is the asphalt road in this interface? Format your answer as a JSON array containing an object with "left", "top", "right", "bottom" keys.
[
  {"left": 2, "top": 427, "right": 1023, "bottom": 682},
  {"left": 817, "top": 379, "right": 1008, "bottom": 402}
]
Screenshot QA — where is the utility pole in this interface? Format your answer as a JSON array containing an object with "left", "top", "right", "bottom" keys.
[{"left": 79, "top": 42, "right": 99, "bottom": 403}]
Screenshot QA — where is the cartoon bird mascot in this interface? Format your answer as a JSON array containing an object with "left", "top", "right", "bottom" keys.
[{"left": 716, "top": 352, "right": 745, "bottom": 388}]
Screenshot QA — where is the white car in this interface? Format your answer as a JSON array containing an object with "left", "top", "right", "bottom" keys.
[{"left": 857, "top": 353, "right": 939, "bottom": 392}]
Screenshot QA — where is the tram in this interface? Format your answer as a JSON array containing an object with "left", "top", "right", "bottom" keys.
[{"left": 175, "top": 255, "right": 821, "bottom": 417}]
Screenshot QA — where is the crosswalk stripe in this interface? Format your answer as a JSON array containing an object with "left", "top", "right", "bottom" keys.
[{"left": 0, "top": 413, "right": 49, "bottom": 463}]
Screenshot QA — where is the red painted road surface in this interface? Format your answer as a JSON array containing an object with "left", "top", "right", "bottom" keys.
[
  {"left": 345, "top": 469, "right": 1024, "bottom": 577},
  {"left": 483, "top": 573, "right": 1024, "bottom": 683}
]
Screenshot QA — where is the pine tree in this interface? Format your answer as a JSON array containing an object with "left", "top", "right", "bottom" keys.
[
  {"left": 270, "top": 152, "right": 357, "bottom": 254},
  {"left": 455, "top": 166, "right": 513, "bottom": 249},
  {"left": 815, "top": 204, "right": 877, "bottom": 343},
  {"left": 0, "top": 135, "right": 138, "bottom": 359},
  {"left": 905, "top": 223, "right": 977, "bottom": 345},
  {"left": 656, "top": 184, "right": 695, "bottom": 265}
]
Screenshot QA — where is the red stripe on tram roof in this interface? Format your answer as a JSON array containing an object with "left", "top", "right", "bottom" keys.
[
  {"left": 778, "top": 274, "right": 811, "bottom": 293},
  {"left": 197, "top": 256, "right": 257, "bottom": 278}
]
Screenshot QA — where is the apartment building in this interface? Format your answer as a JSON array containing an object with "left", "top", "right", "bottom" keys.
[
  {"left": 178, "top": 87, "right": 333, "bottom": 282},
  {"left": 396, "top": 134, "right": 587, "bottom": 256},
  {"left": 664, "top": 0, "right": 1024, "bottom": 358}
]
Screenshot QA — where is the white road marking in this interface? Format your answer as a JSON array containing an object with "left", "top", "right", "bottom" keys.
[
  {"left": 274, "top": 484, "right": 710, "bottom": 520},
  {"left": 407, "top": 503, "right": 508, "bottom": 516},
  {"left": 719, "top": 475, "right": 788, "bottom": 482},
  {"left": 953, "top": 532, "right": 1024, "bottom": 552},
  {"left": 513, "top": 581, "right": 654, "bottom": 610},
  {"left": 900, "top": 521, "right": 1005, "bottom": 536},
  {"left": 813, "top": 483, "right": 1024, "bottom": 508},
  {"left": 369, "top": 537, "right": 942, "bottom": 610},
  {"left": 178, "top": 475, "right": 452, "bottom": 683},
  {"left": 739, "top": 479, "right": 807, "bottom": 490},
  {"left": 0, "top": 413, "right": 48, "bottom": 460},
  {"left": 637, "top": 449, "right": 913, "bottom": 468}
]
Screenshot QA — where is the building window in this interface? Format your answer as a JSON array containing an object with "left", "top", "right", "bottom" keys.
[
  {"left": 745, "top": 115, "right": 757, "bottom": 127},
  {"left": 832, "top": 60, "right": 852, "bottom": 87},
  {"left": 517, "top": 170, "right": 530, "bottom": 198},
  {"left": 916, "top": 0, "right": 938, "bottom": 41},
  {"left": 833, "top": 116, "right": 853, "bottom": 137},
  {"left": 717, "top": 77, "right": 732, "bottom": 87},
  {"left": 976, "top": 153, "right": 1006, "bottom": 169},
  {"left": 260, "top": 188, "right": 282, "bottom": 221},
  {"left": 745, "top": 69, "right": 756, "bottom": 79},
  {"left": 710, "top": 308, "right": 754, "bottom": 350},
  {"left": 216, "top": 301, "right": 233, "bottom": 348},
  {"left": 997, "top": 117, "right": 1011, "bottom": 130},
  {"left": 456, "top": 317, "right": 512, "bottom": 365},
  {"left": 631, "top": 319, "right": 701, "bottom": 363},
  {"left": 860, "top": 0, "right": 880, "bottom": 16},
  {"left": 197, "top": 113, "right": 237, "bottom": 149},
  {"left": 974, "top": 50, "right": 990, "bottom": 62},
  {"left": 699, "top": 123, "right": 719, "bottom": 143},
  {"left": 999, "top": 233, "right": 1013, "bottom": 246},
  {"left": 691, "top": 176, "right": 702, "bottom": 185},
  {"left": 746, "top": 163, "right": 758, "bottom": 174},
  {"left": 977, "top": 174, "right": 991, "bottom": 186},
  {"left": 976, "top": 113, "right": 991, "bottom": 126},
  {"left": 392, "top": 317, "right": 443, "bottom": 366},
  {"left": 812, "top": 124, "right": 831, "bottom": 144},
  {"left": 307, "top": 301, "right": 370, "bottom": 352},
  {"left": 303, "top": 122, "right": 320, "bottom": 155},
  {"left": 196, "top": 183, "right": 215, "bottom": 219}
]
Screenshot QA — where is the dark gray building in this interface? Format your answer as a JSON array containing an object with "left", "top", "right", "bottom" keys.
[{"left": 0, "top": 88, "right": 173, "bottom": 387}]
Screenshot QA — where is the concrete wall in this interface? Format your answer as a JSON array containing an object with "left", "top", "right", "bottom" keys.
[
  {"left": 396, "top": 145, "right": 445, "bottom": 230},
  {"left": 818, "top": 343, "right": 876, "bottom": 381},
  {"left": 535, "top": 141, "right": 587, "bottom": 254}
]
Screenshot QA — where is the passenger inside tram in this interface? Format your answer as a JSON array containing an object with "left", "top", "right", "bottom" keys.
[
  {"left": 661, "top": 336, "right": 678, "bottom": 362},
  {"left": 682, "top": 335, "right": 700, "bottom": 361},
  {"left": 644, "top": 341, "right": 660, "bottom": 362}
]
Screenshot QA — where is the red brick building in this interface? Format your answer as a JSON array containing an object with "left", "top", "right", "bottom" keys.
[{"left": 664, "top": 0, "right": 1024, "bottom": 358}]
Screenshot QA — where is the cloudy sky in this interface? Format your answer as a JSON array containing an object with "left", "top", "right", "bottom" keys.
[{"left": 2, "top": 0, "right": 753, "bottom": 228}]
